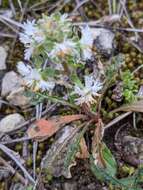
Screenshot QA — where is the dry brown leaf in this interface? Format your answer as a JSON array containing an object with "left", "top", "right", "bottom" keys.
[
  {"left": 27, "top": 114, "right": 86, "bottom": 141},
  {"left": 76, "top": 137, "right": 89, "bottom": 159},
  {"left": 111, "top": 99, "right": 143, "bottom": 113},
  {"left": 92, "top": 118, "right": 105, "bottom": 167},
  {"left": 41, "top": 125, "right": 80, "bottom": 178}
]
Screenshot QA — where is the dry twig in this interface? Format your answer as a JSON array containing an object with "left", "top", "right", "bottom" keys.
[
  {"left": 0, "top": 144, "right": 35, "bottom": 184},
  {"left": 0, "top": 156, "right": 27, "bottom": 185}
]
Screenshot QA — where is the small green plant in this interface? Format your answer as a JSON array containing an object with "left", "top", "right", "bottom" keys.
[
  {"left": 16, "top": 12, "right": 141, "bottom": 189},
  {"left": 121, "top": 70, "right": 138, "bottom": 103}
]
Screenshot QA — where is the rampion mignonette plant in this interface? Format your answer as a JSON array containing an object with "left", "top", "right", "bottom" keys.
[
  {"left": 16, "top": 12, "right": 141, "bottom": 189},
  {"left": 17, "top": 13, "right": 103, "bottom": 109}
]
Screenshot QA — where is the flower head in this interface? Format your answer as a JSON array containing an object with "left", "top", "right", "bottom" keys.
[
  {"left": 20, "top": 20, "right": 36, "bottom": 45},
  {"left": 22, "top": 20, "right": 36, "bottom": 35},
  {"left": 24, "top": 47, "right": 34, "bottom": 61},
  {"left": 20, "top": 20, "right": 45, "bottom": 60},
  {"left": 50, "top": 39, "right": 77, "bottom": 59},
  {"left": 73, "top": 75, "right": 103, "bottom": 105},
  {"left": 80, "top": 26, "right": 94, "bottom": 60},
  {"left": 17, "top": 62, "right": 55, "bottom": 92}
]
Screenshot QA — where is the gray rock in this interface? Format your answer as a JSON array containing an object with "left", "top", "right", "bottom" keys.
[
  {"left": 92, "top": 28, "right": 115, "bottom": 56},
  {"left": 7, "top": 87, "right": 30, "bottom": 108},
  {"left": 1, "top": 71, "right": 23, "bottom": 97},
  {"left": 0, "top": 46, "right": 7, "bottom": 70},
  {"left": 121, "top": 135, "right": 143, "bottom": 166},
  {"left": 87, "top": 183, "right": 96, "bottom": 190},
  {"left": 0, "top": 113, "right": 25, "bottom": 133},
  {"left": 63, "top": 182, "right": 77, "bottom": 190}
]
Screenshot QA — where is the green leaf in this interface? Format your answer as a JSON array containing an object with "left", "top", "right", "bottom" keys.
[
  {"left": 90, "top": 143, "right": 117, "bottom": 181},
  {"left": 36, "top": 92, "right": 79, "bottom": 109},
  {"left": 41, "top": 67, "right": 58, "bottom": 79},
  {"left": 90, "top": 155, "right": 118, "bottom": 183},
  {"left": 71, "top": 74, "right": 83, "bottom": 87},
  {"left": 90, "top": 156, "right": 142, "bottom": 190},
  {"left": 102, "top": 143, "right": 117, "bottom": 177},
  {"left": 90, "top": 150, "right": 143, "bottom": 190},
  {"left": 64, "top": 125, "right": 87, "bottom": 169},
  {"left": 26, "top": 186, "right": 33, "bottom": 190},
  {"left": 121, "top": 70, "right": 138, "bottom": 103},
  {"left": 106, "top": 53, "right": 125, "bottom": 81}
]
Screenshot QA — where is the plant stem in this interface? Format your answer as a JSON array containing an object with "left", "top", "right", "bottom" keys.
[
  {"left": 37, "top": 92, "right": 79, "bottom": 110},
  {"left": 61, "top": 61, "right": 71, "bottom": 75}
]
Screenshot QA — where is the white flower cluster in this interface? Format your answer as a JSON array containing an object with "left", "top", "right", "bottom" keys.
[
  {"left": 19, "top": 13, "right": 75, "bottom": 61},
  {"left": 17, "top": 62, "right": 55, "bottom": 92},
  {"left": 49, "top": 39, "right": 77, "bottom": 59},
  {"left": 17, "top": 13, "right": 103, "bottom": 106},
  {"left": 20, "top": 20, "right": 45, "bottom": 60},
  {"left": 73, "top": 75, "right": 103, "bottom": 106},
  {"left": 19, "top": 14, "right": 97, "bottom": 62}
]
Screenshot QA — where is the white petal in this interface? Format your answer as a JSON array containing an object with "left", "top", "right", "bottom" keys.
[
  {"left": 50, "top": 39, "right": 76, "bottom": 58},
  {"left": 22, "top": 20, "right": 36, "bottom": 36},
  {"left": 60, "top": 14, "right": 68, "bottom": 21},
  {"left": 73, "top": 74, "right": 103, "bottom": 105},
  {"left": 17, "top": 62, "right": 31, "bottom": 76},
  {"left": 80, "top": 26, "right": 93, "bottom": 45},
  {"left": 80, "top": 25, "right": 94, "bottom": 60},
  {"left": 19, "top": 33, "right": 32, "bottom": 45},
  {"left": 82, "top": 48, "right": 93, "bottom": 60},
  {"left": 29, "top": 69, "right": 41, "bottom": 81},
  {"left": 24, "top": 46, "right": 34, "bottom": 60},
  {"left": 85, "top": 75, "right": 93, "bottom": 89},
  {"left": 73, "top": 85, "right": 84, "bottom": 96},
  {"left": 38, "top": 80, "right": 55, "bottom": 91}
]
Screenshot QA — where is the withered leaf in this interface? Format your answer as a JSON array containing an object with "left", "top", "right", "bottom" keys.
[
  {"left": 92, "top": 118, "right": 105, "bottom": 167},
  {"left": 27, "top": 114, "right": 86, "bottom": 141},
  {"left": 41, "top": 125, "right": 81, "bottom": 178},
  {"left": 111, "top": 99, "right": 143, "bottom": 113},
  {"left": 76, "top": 138, "right": 89, "bottom": 159}
]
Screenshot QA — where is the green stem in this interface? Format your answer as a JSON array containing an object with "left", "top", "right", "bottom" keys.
[
  {"left": 37, "top": 92, "right": 79, "bottom": 110},
  {"left": 61, "top": 61, "right": 71, "bottom": 75}
]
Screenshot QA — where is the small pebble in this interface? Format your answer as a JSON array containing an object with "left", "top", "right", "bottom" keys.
[{"left": 0, "top": 113, "right": 25, "bottom": 133}]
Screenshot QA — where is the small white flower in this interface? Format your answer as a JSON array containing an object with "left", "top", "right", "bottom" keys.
[
  {"left": 20, "top": 20, "right": 44, "bottom": 43},
  {"left": 38, "top": 80, "right": 55, "bottom": 91},
  {"left": 22, "top": 20, "right": 36, "bottom": 36},
  {"left": 17, "top": 61, "right": 41, "bottom": 83},
  {"left": 20, "top": 20, "right": 45, "bottom": 60},
  {"left": 19, "top": 32, "right": 33, "bottom": 45},
  {"left": 20, "top": 20, "right": 36, "bottom": 45},
  {"left": 24, "top": 46, "right": 34, "bottom": 60},
  {"left": 17, "top": 62, "right": 55, "bottom": 91},
  {"left": 80, "top": 25, "right": 94, "bottom": 60},
  {"left": 17, "top": 61, "right": 31, "bottom": 76},
  {"left": 50, "top": 39, "right": 76, "bottom": 59},
  {"left": 60, "top": 13, "right": 71, "bottom": 22},
  {"left": 73, "top": 75, "right": 103, "bottom": 105}
]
